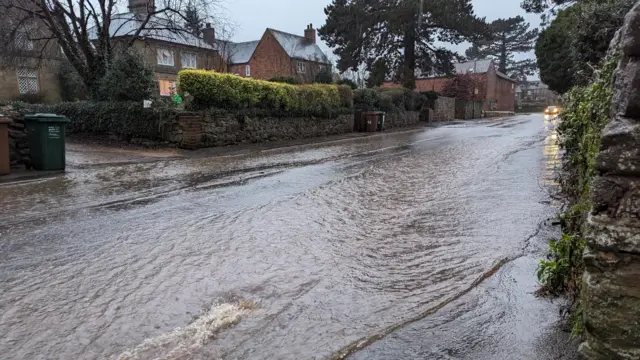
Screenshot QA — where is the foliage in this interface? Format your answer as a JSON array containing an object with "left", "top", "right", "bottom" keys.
[
  {"left": 337, "top": 78, "right": 358, "bottom": 90},
  {"left": 14, "top": 93, "right": 46, "bottom": 104},
  {"left": 319, "top": 0, "right": 487, "bottom": 89},
  {"left": 366, "top": 59, "right": 389, "bottom": 88},
  {"left": 178, "top": 70, "right": 353, "bottom": 116},
  {"left": 441, "top": 74, "right": 486, "bottom": 101},
  {"left": 535, "top": 0, "right": 634, "bottom": 93},
  {"left": 536, "top": 54, "right": 618, "bottom": 334},
  {"left": 98, "top": 49, "right": 156, "bottom": 102},
  {"left": 465, "top": 16, "right": 538, "bottom": 82},
  {"left": 58, "top": 61, "right": 87, "bottom": 102},
  {"left": 314, "top": 69, "right": 334, "bottom": 84},
  {"left": 267, "top": 76, "right": 301, "bottom": 85},
  {"left": 17, "top": 101, "right": 178, "bottom": 140},
  {"left": 184, "top": 4, "right": 204, "bottom": 37},
  {"left": 353, "top": 88, "right": 426, "bottom": 112}
]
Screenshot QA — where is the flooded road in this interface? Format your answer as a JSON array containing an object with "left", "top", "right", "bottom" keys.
[{"left": 0, "top": 114, "right": 577, "bottom": 359}]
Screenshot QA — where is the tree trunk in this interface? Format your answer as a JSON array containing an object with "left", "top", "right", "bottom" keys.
[{"left": 402, "top": 27, "right": 417, "bottom": 89}]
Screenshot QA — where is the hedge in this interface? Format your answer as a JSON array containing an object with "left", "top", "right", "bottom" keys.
[
  {"left": 353, "top": 88, "right": 427, "bottom": 112},
  {"left": 178, "top": 70, "right": 353, "bottom": 116},
  {"left": 13, "top": 101, "right": 177, "bottom": 140}
]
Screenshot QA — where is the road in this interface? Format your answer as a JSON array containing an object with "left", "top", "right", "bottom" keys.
[{"left": 0, "top": 114, "right": 579, "bottom": 360}]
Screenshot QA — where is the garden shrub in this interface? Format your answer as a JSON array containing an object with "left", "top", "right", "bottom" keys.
[
  {"left": 59, "top": 61, "right": 87, "bottom": 102},
  {"left": 16, "top": 101, "right": 177, "bottom": 140},
  {"left": 98, "top": 48, "right": 156, "bottom": 102},
  {"left": 313, "top": 69, "right": 334, "bottom": 84},
  {"left": 337, "top": 78, "right": 358, "bottom": 90},
  {"left": 178, "top": 70, "right": 352, "bottom": 117},
  {"left": 353, "top": 87, "right": 426, "bottom": 112},
  {"left": 267, "top": 76, "right": 300, "bottom": 85}
]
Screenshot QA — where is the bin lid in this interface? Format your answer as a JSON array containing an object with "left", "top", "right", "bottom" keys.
[{"left": 24, "top": 113, "right": 69, "bottom": 123}]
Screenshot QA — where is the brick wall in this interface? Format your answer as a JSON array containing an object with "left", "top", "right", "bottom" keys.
[{"left": 247, "top": 31, "right": 295, "bottom": 81}]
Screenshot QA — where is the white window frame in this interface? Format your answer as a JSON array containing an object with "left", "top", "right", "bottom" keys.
[
  {"left": 157, "top": 48, "right": 175, "bottom": 66},
  {"left": 296, "top": 61, "right": 306, "bottom": 74},
  {"left": 180, "top": 52, "right": 197, "bottom": 69},
  {"left": 245, "top": 64, "right": 251, "bottom": 77},
  {"left": 16, "top": 68, "right": 39, "bottom": 94}
]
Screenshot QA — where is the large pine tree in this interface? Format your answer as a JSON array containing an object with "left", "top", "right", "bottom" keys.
[
  {"left": 319, "top": 0, "right": 486, "bottom": 89},
  {"left": 465, "top": 16, "right": 538, "bottom": 83}
]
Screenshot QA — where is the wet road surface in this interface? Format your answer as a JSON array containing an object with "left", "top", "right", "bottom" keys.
[{"left": 0, "top": 114, "right": 578, "bottom": 359}]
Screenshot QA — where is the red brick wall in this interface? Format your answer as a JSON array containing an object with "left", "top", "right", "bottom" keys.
[
  {"left": 229, "top": 64, "right": 247, "bottom": 77},
  {"left": 494, "top": 77, "right": 516, "bottom": 111},
  {"left": 248, "top": 30, "right": 294, "bottom": 81}
]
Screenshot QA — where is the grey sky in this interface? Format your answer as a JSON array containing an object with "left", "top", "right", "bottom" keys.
[{"left": 222, "top": 0, "right": 540, "bottom": 64}]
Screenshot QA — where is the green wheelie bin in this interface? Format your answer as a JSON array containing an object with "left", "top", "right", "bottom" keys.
[{"left": 23, "top": 114, "right": 70, "bottom": 170}]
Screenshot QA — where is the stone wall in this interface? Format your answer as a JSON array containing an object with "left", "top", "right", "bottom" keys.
[
  {"left": 455, "top": 100, "right": 484, "bottom": 120},
  {"left": 384, "top": 111, "right": 420, "bottom": 129},
  {"left": 1, "top": 105, "right": 30, "bottom": 168},
  {"left": 580, "top": 2, "right": 640, "bottom": 359},
  {"left": 433, "top": 96, "right": 455, "bottom": 121},
  {"left": 163, "top": 110, "right": 354, "bottom": 149}
]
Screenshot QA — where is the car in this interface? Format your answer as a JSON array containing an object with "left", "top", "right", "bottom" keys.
[{"left": 544, "top": 106, "right": 560, "bottom": 115}]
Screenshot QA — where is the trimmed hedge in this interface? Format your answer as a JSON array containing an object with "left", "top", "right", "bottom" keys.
[
  {"left": 178, "top": 70, "right": 353, "bottom": 116},
  {"left": 13, "top": 101, "right": 177, "bottom": 140},
  {"left": 353, "top": 87, "right": 427, "bottom": 112}
]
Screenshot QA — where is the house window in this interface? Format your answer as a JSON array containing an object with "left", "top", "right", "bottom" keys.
[
  {"left": 245, "top": 64, "right": 251, "bottom": 77},
  {"left": 157, "top": 48, "right": 174, "bottom": 66},
  {"left": 296, "top": 62, "right": 306, "bottom": 73},
  {"left": 158, "top": 80, "right": 176, "bottom": 96},
  {"left": 181, "top": 52, "right": 197, "bottom": 69},
  {"left": 15, "top": 29, "right": 34, "bottom": 51},
  {"left": 16, "top": 68, "right": 38, "bottom": 94}
]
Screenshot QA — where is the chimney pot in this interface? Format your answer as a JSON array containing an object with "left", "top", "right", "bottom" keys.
[{"left": 304, "top": 24, "right": 316, "bottom": 44}]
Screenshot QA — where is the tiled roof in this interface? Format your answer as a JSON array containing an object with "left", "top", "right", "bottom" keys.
[
  {"left": 268, "top": 29, "right": 329, "bottom": 64},
  {"left": 454, "top": 59, "right": 494, "bottom": 74},
  {"left": 89, "top": 13, "right": 217, "bottom": 50},
  {"left": 227, "top": 40, "right": 259, "bottom": 64}
]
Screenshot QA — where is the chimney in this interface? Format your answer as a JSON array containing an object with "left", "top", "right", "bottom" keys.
[
  {"left": 128, "top": 0, "right": 155, "bottom": 14},
  {"left": 304, "top": 23, "right": 316, "bottom": 44},
  {"left": 203, "top": 23, "right": 215, "bottom": 44}
]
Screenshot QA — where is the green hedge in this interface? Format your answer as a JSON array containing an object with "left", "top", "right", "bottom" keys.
[
  {"left": 178, "top": 70, "right": 353, "bottom": 116},
  {"left": 353, "top": 87, "right": 427, "bottom": 112},
  {"left": 14, "top": 101, "right": 177, "bottom": 140}
]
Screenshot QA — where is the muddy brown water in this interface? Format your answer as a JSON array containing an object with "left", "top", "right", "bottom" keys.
[{"left": 0, "top": 115, "right": 575, "bottom": 359}]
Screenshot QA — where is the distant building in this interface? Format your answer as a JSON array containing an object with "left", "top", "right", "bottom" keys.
[
  {"left": 381, "top": 59, "right": 517, "bottom": 112},
  {"left": 226, "top": 25, "right": 331, "bottom": 84},
  {"left": 515, "top": 81, "right": 557, "bottom": 104}
]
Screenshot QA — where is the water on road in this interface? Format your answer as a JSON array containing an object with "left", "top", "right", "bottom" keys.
[{"left": 0, "top": 114, "right": 575, "bottom": 359}]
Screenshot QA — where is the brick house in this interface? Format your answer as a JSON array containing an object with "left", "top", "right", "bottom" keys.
[
  {"left": 95, "top": 0, "right": 226, "bottom": 97},
  {"left": 226, "top": 25, "right": 331, "bottom": 83},
  {"left": 382, "top": 59, "right": 517, "bottom": 112},
  {"left": 0, "top": 0, "right": 63, "bottom": 103}
]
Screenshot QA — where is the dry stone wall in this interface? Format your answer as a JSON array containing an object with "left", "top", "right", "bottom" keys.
[
  {"left": 163, "top": 110, "right": 354, "bottom": 149},
  {"left": 433, "top": 96, "right": 455, "bottom": 121},
  {"left": 580, "top": 2, "right": 640, "bottom": 359}
]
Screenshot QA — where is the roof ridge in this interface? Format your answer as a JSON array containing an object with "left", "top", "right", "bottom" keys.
[{"left": 267, "top": 27, "right": 307, "bottom": 40}]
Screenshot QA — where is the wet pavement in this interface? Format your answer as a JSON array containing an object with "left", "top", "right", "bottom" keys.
[{"left": 0, "top": 114, "right": 579, "bottom": 360}]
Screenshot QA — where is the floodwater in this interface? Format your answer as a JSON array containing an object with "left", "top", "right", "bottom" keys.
[{"left": 0, "top": 114, "right": 578, "bottom": 360}]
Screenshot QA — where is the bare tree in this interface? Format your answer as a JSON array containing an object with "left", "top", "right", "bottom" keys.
[{"left": 0, "top": 0, "right": 225, "bottom": 97}]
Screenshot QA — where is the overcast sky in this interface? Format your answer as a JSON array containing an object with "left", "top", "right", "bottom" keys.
[{"left": 221, "top": 0, "right": 540, "bottom": 66}]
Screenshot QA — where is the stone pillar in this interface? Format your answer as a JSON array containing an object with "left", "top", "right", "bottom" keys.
[
  {"left": 178, "top": 114, "right": 203, "bottom": 149},
  {"left": 580, "top": 2, "right": 640, "bottom": 359}
]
